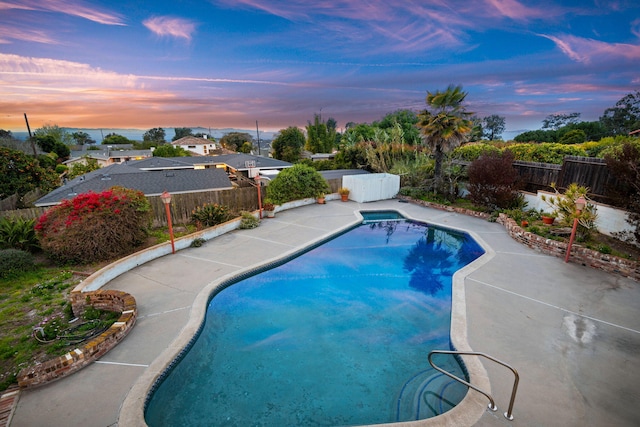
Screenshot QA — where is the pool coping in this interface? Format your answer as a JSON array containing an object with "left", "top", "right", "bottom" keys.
[{"left": 119, "top": 208, "right": 495, "bottom": 427}]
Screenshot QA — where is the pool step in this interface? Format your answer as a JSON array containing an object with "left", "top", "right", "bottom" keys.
[{"left": 396, "top": 369, "right": 467, "bottom": 421}]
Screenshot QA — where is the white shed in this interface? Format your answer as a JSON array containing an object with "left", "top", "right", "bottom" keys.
[{"left": 342, "top": 173, "right": 400, "bottom": 203}]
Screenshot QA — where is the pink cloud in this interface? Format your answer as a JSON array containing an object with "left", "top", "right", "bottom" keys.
[
  {"left": 540, "top": 33, "right": 640, "bottom": 63},
  {"left": 2, "top": 0, "right": 125, "bottom": 25},
  {"left": 143, "top": 16, "right": 196, "bottom": 41},
  {"left": 0, "top": 26, "right": 57, "bottom": 44},
  {"left": 483, "top": 0, "right": 551, "bottom": 20}
]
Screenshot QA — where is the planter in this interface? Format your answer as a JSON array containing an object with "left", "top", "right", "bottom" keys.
[
  {"left": 317, "top": 197, "right": 326, "bottom": 204},
  {"left": 521, "top": 220, "right": 529, "bottom": 227},
  {"left": 542, "top": 216, "right": 555, "bottom": 225},
  {"left": 265, "top": 210, "right": 275, "bottom": 218},
  {"left": 341, "top": 194, "right": 349, "bottom": 202}
]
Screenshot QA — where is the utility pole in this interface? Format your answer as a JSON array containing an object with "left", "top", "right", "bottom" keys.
[
  {"left": 24, "top": 113, "right": 37, "bottom": 156},
  {"left": 255, "top": 120, "right": 261, "bottom": 156}
]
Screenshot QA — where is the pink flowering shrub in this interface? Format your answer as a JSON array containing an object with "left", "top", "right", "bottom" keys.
[{"left": 35, "top": 186, "right": 151, "bottom": 264}]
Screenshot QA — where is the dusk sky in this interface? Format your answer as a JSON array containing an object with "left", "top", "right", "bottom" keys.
[{"left": 1, "top": 0, "right": 639, "bottom": 138}]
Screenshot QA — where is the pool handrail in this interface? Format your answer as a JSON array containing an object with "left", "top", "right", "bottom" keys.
[{"left": 428, "top": 350, "right": 519, "bottom": 421}]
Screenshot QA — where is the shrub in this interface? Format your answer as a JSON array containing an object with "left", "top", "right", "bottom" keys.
[
  {"left": 467, "top": 150, "right": 520, "bottom": 209},
  {"left": 190, "top": 238, "right": 206, "bottom": 247},
  {"left": 452, "top": 143, "right": 500, "bottom": 161},
  {"left": 0, "top": 217, "right": 39, "bottom": 252},
  {"left": 35, "top": 186, "right": 151, "bottom": 264},
  {"left": 265, "top": 164, "right": 330, "bottom": 205},
  {"left": 541, "top": 183, "right": 598, "bottom": 240},
  {"left": 0, "top": 249, "right": 35, "bottom": 279},
  {"left": 191, "top": 203, "right": 233, "bottom": 228},
  {"left": 558, "top": 129, "right": 586, "bottom": 145},
  {"left": 239, "top": 211, "right": 260, "bottom": 229}
]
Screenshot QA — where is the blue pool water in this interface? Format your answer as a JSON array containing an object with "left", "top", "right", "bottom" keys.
[{"left": 145, "top": 219, "right": 484, "bottom": 426}]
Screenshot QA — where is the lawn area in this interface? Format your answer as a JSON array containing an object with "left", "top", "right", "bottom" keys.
[{"left": 0, "top": 267, "right": 83, "bottom": 391}]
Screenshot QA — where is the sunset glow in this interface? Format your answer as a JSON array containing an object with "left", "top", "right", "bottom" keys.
[{"left": 1, "top": 0, "right": 638, "bottom": 136}]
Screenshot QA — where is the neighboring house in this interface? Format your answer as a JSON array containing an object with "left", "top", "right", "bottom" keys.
[
  {"left": 172, "top": 136, "right": 219, "bottom": 156},
  {"left": 35, "top": 154, "right": 292, "bottom": 206},
  {"left": 35, "top": 163, "right": 234, "bottom": 207},
  {"left": 65, "top": 149, "right": 153, "bottom": 168},
  {"left": 131, "top": 153, "right": 292, "bottom": 180}
]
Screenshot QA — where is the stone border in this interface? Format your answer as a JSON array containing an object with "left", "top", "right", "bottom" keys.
[
  {"left": 496, "top": 213, "right": 640, "bottom": 281},
  {"left": 399, "top": 196, "right": 639, "bottom": 282},
  {"left": 16, "top": 290, "right": 137, "bottom": 389}
]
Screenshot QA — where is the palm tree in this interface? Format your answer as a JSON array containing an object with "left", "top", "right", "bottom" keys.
[{"left": 417, "top": 84, "right": 473, "bottom": 192}]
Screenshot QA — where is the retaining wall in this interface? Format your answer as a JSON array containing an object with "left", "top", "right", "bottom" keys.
[{"left": 17, "top": 290, "right": 137, "bottom": 389}]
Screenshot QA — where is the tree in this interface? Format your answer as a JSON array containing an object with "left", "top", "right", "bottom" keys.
[
  {"left": 482, "top": 114, "right": 506, "bottom": 140},
  {"left": 600, "top": 91, "right": 640, "bottom": 136},
  {"left": 373, "top": 109, "right": 421, "bottom": 145},
  {"left": 513, "top": 129, "right": 558, "bottom": 143},
  {"left": 220, "top": 132, "right": 252, "bottom": 152},
  {"left": 67, "top": 157, "right": 101, "bottom": 179},
  {"left": 604, "top": 140, "right": 640, "bottom": 245},
  {"left": 341, "top": 123, "right": 375, "bottom": 146},
  {"left": 542, "top": 113, "right": 581, "bottom": 130},
  {"left": 0, "top": 147, "right": 59, "bottom": 199},
  {"left": 272, "top": 127, "right": 305, "bottom": 162},
  {"left": 71, "top": 131, "right": 95, "bottom": 145},
  {"left": 103, "top": 133, "right": 132, "bottom": 145},
  {"left": 417, "top": 84, "right": 473, "bottom": 191},
  {"left": 558, "top": 129, "right": 586, "bottom": 145},
  {"left": 305, "top": 114, "right": 335, "bottom": 153},
  {"left": 238, "top": 141, "right": 253, "bottom": 153},
  {"left": 152, "top": 144, "right": 190, "bottom": 157},
  {"left": 172, "top": 127, "right": 193, "bottom": 141},
  {"left": 143, "top": 128, "right": 166, "bottom": 144},
  {"left": 34, "top": 124, "right": 73, "bottom": 145}
]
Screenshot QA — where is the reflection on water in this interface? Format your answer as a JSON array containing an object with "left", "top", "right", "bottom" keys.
[{"left": 145, "top": 220, "right": 484, "bottom": 426}]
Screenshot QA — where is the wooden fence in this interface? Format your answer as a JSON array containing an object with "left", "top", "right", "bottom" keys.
[
  {"left": 0, "top": 178, "right": 343, "bottom": 227},
  {"left": 515, "top": 156, "right": 621, "bottom": 205}
]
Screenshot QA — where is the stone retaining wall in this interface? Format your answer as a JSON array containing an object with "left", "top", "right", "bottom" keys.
[
  {"left": 399, "top": 196, "right": 639, "bottom": 281},
  {"left": 17, "top": 290, "right": 137, "bottom": 389}
]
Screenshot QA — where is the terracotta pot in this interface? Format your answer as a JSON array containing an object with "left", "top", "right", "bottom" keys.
[
  {"left": 542, "top": 216, "right": 555, "bottom": 225},
  {"left": 521, "top": 220, "right": 529, "bottom": 227},
  {"left": 341, "top": 194, "right": 349, "bottom": 202},
  {"left": 317, "top": 197, "right": 326, "bottom": 204}
]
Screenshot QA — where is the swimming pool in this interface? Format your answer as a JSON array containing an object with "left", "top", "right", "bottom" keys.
[{"left": 145, "top": 216, "right": 484, "bottom": 426}]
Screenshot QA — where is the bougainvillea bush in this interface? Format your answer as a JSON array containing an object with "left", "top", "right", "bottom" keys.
[{"left": 35, "top": 186, "right": 151, "bottom": 264}]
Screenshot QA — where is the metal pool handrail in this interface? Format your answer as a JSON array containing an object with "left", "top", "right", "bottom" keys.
[{"left": 427, "top": 350, "right": 520, "bottom": 421}]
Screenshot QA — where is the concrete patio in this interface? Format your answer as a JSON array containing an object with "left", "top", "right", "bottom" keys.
[{"left": 9, "top": 199, "right": 640, "bottom": 426}]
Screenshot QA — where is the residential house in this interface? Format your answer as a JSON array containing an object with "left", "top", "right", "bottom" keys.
[
  {"left": 35, "top": 154, "right": 292, "bottom": 206},
  {"left": 171, "top": 136, "right": 219, "bottom": 156}
]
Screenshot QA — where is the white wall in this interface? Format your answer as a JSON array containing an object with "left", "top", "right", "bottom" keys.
[
  {"left": 522, "top": 191, "right": 635, "bottom": 239},
  {"left": 342, "top": 173, "right": 400, "bottom": 203}
]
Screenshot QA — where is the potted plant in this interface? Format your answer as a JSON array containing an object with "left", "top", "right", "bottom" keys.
[
  {"left": 338, "top": 187, "right": 350, "bottom": 202},
  {"left": 541, "top": 213, "right": 556, "bottom": 225},
  {"left": 262, "top": 200, "right": 276, "bottom": 218},
  {"left": 317, "top": 193, "right": 326, "bottom": 204}
]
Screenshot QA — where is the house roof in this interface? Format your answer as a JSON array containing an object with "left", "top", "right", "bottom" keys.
[
  {"left": 35, "top": 165, "right": 233, "bottom": 207},
  {"left": 129, "top": 154, "right": 291, "bottom": 171},
  {"left": 67, "top": 149, "right": 152, "bottom": 161},
  {"left": 172, "top": 136, "right": 214, "bottom": 146}
]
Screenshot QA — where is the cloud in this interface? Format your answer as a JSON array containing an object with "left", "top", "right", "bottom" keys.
[
  {"left": 0, "top": 26, "right": 57, "bottom": 44},
  {"left": 0, "top": 54, "right": 138, "bottom": 88},
  {"left": 540, "top": 33, "right": 640, "bottom": 63},
  {"left": 483, "top": 0, "right": 551, "bottom": 20},
  {"left": 1, "top": 0, "right": 125, "bottom": 25},
  {"left": 143, "top": 16, "right": 197, "bottom": 41}
]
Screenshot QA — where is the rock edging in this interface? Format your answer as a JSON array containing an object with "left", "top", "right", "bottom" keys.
[
  {"left": 17, "top": 290, "right": 137, "bottom": 389},
  {"left": 399, "top": 195, "right": 639, "bottom": 281}
]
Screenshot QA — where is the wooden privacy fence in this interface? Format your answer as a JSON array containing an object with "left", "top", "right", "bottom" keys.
[
  {"left": 1, "top": 177, "right": 343, "bottom": 227},
  {"left": 149, "top": 187, "right": 262, "bottom": 227},
  {"left": 515, "top": 156, "right": 621, "bottom": 205}
]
